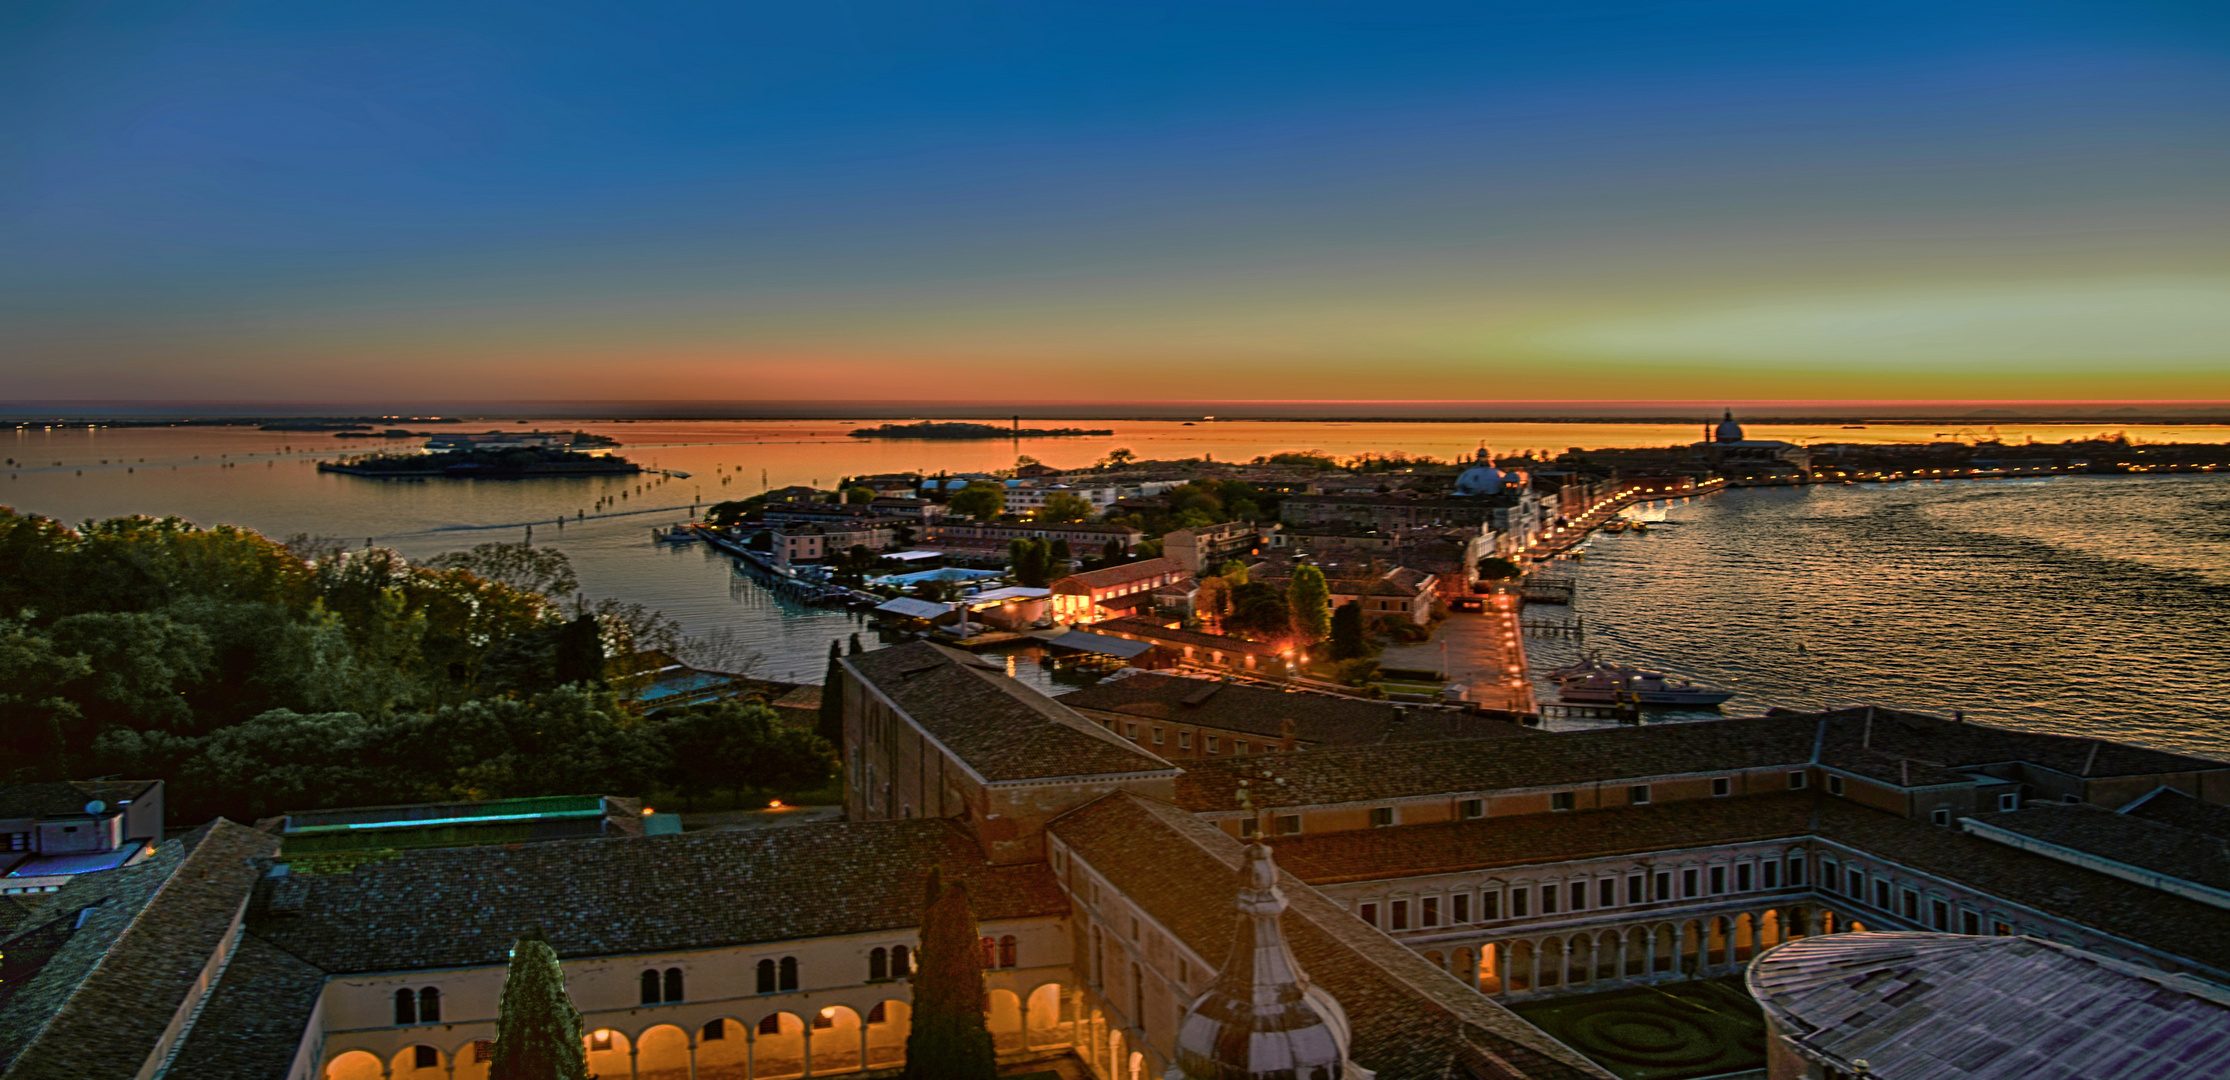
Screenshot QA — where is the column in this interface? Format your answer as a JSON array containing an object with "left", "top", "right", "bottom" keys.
[
  {"left": 1019, "top": 1000, "right": 1031, "bottom": 1052},
  {"left": 744, "top": 1025, "right": 755, "bottom": 1080},
  {"left": 1529, "top": 940, "right": 1543, "bottom": 995},
  {"left": 1617, "top": 931, "right": 1629, "bottom": 982},
  {"left": 629, "top": 1044, "right": 641, "bottom": 1080},
  {"left": 688, "top": 1034, "right": 698, "bottom": 1080},
  {"left": 802, "top": 1021, "right": 813, "bottom": 1078}
]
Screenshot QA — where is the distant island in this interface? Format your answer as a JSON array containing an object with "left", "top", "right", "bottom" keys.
[
  {"left": 850, "top": 421, "right": 1114, "bottom": 440},
  {"left": 318, "top": 446, "right": 640, "bottom": 478}
]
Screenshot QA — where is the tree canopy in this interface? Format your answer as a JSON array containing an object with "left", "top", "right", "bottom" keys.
[
  {"left": 948, "top": 481, "right": 1007, "bottom": 521},
  {"left": 490, "top": 927, "right": 590, "bottom": 1080},
  {"left": 903, "top": 880, "right": 998, "bottom": 1080}
]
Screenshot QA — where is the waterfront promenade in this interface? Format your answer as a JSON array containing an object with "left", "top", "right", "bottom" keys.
[{"left": 1378, "top": 590, "right": 1535, "bottom": 713}]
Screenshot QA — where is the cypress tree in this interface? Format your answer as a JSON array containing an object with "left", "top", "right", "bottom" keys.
[
  {"left": 1330, "top": 600, "right": 1365, "bottom": 660},
  {"left": 903, "top": 881, "right": 997, "bottom": 1080},
  {"left": 553, "top": 611, "right": 605, "bottom": 687},
  {"left": 489, "top": 927, "right": 589, "bottom": 1080},
  {"left": 818, "top": 640, "right": 846, "bottom": 748}
]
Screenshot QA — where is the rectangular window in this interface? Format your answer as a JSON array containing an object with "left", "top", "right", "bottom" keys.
[
  {"left": 1234, "top": 741, "right": 1248, "bottom": 755},
  {"left": 1152, "top": 727, "right": 1164, "bottom": 745},
  {"left": 1423, "top": 897, "right": 1440, "bottom": 927},
  {"left": 1276, "top": 815, "right": 1301, "bottom": 836},
  {"left": 1369, "top": 806, "right": 1396, "bottom": 827},
  {"left": 1453, "top": 893, "right": 1470, "bottom": 923},
  {"left": 1570, "top": 882, "right": 1588, "bottom": 911},
  {"left": 1902, "top": 890, "right": 1919, "bottom": 920},
  {"left": 1682, "top": 869, "right": 1699, "bottom": 898},
  {"left": 1540, "top": 885, "right": 1558, "bottom": 915},
  {"left": 1359, "top": 903, "right": 1378, "bottom": 927},
  {"left": 1789, "top": 858, "right": 1807, "bottom": 886},
  {"left": 1828, "top": 775, "right": 1845, "bottom": 797},
  {"left": 1239, "top": 818, "right": 1258, "bottom": 839},
  {"left": 1207, "top": 736, "right": 1220, "bottom": 754},
  {"left": 1763, "top": 861, "right": 1779, "bottom": 889},
  {"left": 1962, "top": 910, "right": 1981, "bottom": 935},
  {"left": 1599, "top": 879, "right": 1617, "bottom": 908},
  {"left": 1712, "top": 777, "right": 1731, "bottom": 797},
  {"left": 1932, "top": 900, "right": 1950, "bottom": 930},
  {"left": 1654, "top": 872, "right": 1673, "bottom": 901},
  {"left": 1994, "top": 922, "right": 2012, "bottom": 937},
  {"left": 1710, "top": 867, "right": 1727, "bottom": 895},
  {"left": 1628, "top": 875, "right": 1645, "bottom": 905},
  {"left": 1459, "top": 798, "right": 1485, "bottom": 819},
  {"left": 1848, "top": 868, "right": 1865, "bottom": 898},
  {"left": 1931, "top": 808, "right": 1951, "bottom": 826},
  {"left": 1788, "top": 771, "right": 1807, "bottom": 790},
  {"left": 1125, "top": 723, "right": 1139, "bottom": 740},
  {"left": 1997, "top": 793, "right": 2019, "bottom": 812},
  {"left": 1875, "top": 881, "right": 1890, "bottom": 910},
  {"left": 1179, "top": 731, "right": 1193, "bottom": 750},
  {"left": 1482, "top": 891, "right": 1500, "bottom": 920},
  {"left": 1391, "top": 901, "right": 1410, "bottom": 930},
  {"left": 1630, "top": 784, "right": 1651, "bottom": 805},
  {"left": 1736, "top": 863, "right": 1753, "bottom": 892},
  {"left": 1510, "top": 888, "right": 1529, "bottom": 918},
  {"left": 1550, "top": 791, "right": 1576, "bottom": 811}
]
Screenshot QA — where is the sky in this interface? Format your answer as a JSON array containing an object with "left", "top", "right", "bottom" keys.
[{"left": 4, "top": 0, "right": 2229, "bottom": 408}]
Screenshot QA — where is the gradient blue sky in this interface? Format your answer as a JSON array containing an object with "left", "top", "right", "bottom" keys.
[{"left": 5, "top": 0, "right": 2228, "bottom": 405}]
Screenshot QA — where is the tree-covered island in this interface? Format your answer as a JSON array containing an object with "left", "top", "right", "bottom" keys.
[
  {"left": 849, "top": 421, "right": 1114, "bottom": 440},
  {"left": 318, "top": 446, "right": 641, "bottom": 477}
]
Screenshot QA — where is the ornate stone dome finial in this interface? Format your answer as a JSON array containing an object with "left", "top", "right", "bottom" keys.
[
  {"left": 1171, "top": 843, "right": 1348, "bottom": 1080},
  {"left": 1714, "top": 408, "right": 1745, "bottom": 443}
]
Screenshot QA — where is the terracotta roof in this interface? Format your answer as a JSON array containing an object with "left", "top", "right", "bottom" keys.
[
  {"left": 0, "top": 780, "right": 157, "bottom": 820},
  {"left": 1057, "top": 673, "right": 1536, "bottom": 748},
  {"left": 1173, "top": 716, "right": 1821, "bottom": 812},
  {"left": 1813, "top": 707, "right": 2228, "bottom": 782},
  {"left": 1093, "top": 617, "right": 1286, "bottom": 657},
  {"left": 162, "top": 933, "right": 328, "bottom": 1080},
  {"left": 844, "top": 642, "right": 1176, "bottom": 783},
  {"left": 1748, "top": 933, "right": 2230, "bottom": 1080},
  {"left": 1049, "top": 793, "right": 1610, "bottom": 1080},
  {"left": 2123, "top": 787, "right": 2230, "bottom": 838},
  {"left": 1267, "top": 793, "right": 1819, "bottom": 884},
  {"left": 1966, "top": 802, "right": 2230, "bottom": 895},
  {"left": 248, "top": 817, "right": 1067, "bottom": 975},
  {"left": 0, "top": 819, "right": 279, "bottom": 1080},
  {"left": 1050, "top": 557, "right": 1184, "bottom": 593}
]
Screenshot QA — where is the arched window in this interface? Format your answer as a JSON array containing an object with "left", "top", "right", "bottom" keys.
[
  {"left": 664, "top": 967, "right": 684, "bottom": 1003},
  {"left": 756, "top": 959, "right": 777, "bottom": 994},
  {"left": 418, "top": 987, "right": 440, "bottom": 1023},
  {"left": 778, "top": 956, "right": 798, "bottom": 991},
  {"left": 892, "top": 945, "right": 911, "bottom": 977},
  {"left": 870, "top": 947, "right": 889, "bottom": 981},
  {"left": 393, "top": 988, "right": 417, "bottom": 1026},
  {"left": 998, "top": 935, "right": 1017, "bottom": 969},
  {"left": 641, "top": 969, "right": 663, "bottom": 1005}
]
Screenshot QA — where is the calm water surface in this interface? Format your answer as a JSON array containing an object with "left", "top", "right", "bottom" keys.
[{"left": 8, "top": 421, "right": 2229, "bottom": 734}]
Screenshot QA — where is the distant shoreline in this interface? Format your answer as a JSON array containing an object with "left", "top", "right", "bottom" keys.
[{"left": 13, "top": 411, "right": 2230, "bottom": 427}]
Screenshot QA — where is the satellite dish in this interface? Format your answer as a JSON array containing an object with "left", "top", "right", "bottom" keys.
[{"left": 84, "top": 800, "right": 106, "bottom": 815}]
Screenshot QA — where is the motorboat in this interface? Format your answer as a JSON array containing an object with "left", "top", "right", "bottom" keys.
[
  {"left": 1553, "top": 654, "right": 1735, "bottom": 706},
  {"left": 653, "top": 525, "right": 702, "bottom": 543}
]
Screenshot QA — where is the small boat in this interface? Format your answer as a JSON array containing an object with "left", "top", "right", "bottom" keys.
[
  {"left": 653, "top": 525, "right": 701, "bottom": 543},
  {"left": 1601, "top": 519, "right": 1628, "bottom": 534},
  {"left": 1553, "top": 654, "right": 1735, "bottom": 706}
]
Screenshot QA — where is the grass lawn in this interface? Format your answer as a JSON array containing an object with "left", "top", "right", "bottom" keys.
[{"left": 1508, "top": 976, "right": 1769, "bottom": 1080}]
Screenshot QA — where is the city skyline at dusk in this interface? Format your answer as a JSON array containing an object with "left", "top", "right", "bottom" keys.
[{"left": 8, "top": 0, "right": 2230, "bottom": 406}]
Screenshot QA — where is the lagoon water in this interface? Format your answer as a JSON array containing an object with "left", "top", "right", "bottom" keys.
[{"left": 7, "top": 418, "right": 2228, "bottom": 752}]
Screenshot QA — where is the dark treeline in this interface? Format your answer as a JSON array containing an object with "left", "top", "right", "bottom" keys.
[{"left": 0, "top": 510, "right": 831, "bottom": 827}]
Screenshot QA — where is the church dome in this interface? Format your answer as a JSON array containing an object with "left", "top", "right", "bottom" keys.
[
  {"left": 1452, "top": 447, "right": 1507, "bottom": 496},
  {"left": 1172, "top": 843, "right": 1348, "bottom": 1080},
  {"left": 1714, "top": 409, "right": 1745, "bottom": 443}
]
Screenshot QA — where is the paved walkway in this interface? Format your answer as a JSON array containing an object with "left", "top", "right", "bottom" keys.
[
  {"left": 1377, "top": 597, "right": 1534, "bottom": 713},
  {"left": 677, "top": 805, "right": 842, "bottom": 832}
]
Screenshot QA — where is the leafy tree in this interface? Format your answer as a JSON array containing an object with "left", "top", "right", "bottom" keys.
[
  {"left": 1224, "top": 582, "right": 1292, "bottom": 641},
  {"left": 1048, "top": 538, "right": 1072, "bottom": 578},
  {"left": 661, "top": 700, "right": 835, "bottom": 807},
  {"left": 705, "top": 497, "right": 765, "bottom": 527},
  {"left": 844, "top": 486, "right": 876, "bottom": 505},
  {"left": 553, "top": 612, "right": 605, "bottom": 687},
  {"left": 903, "top": 881, "right": 998, "bottom": 1080},
  {"left": 1476, "top": 557, "right": 1523, "bottom": 581},
  {"left": 425, "top": 542, "right": 581, "bottom": 601},
  {"left": 1193, "top": 576, "right": 1234, "bottom": 630},
  {"left": 490, "top": 927, "right": 590, "bottom": 1080},
  {"left": 1105, "top": 447, "right": 1135, "bottom": 466},
  {"left": 1287, "top": 564, "right": 1332, "bottom": 643},
  {"left": 0, "top": 620, "right": 93, "bottom": 777},
  {"left": 1100, "top": 538, "right": 1125, "bottom": 566},
  {"left": 1033, "top": 492, "right": 1096, "bottom": 524},
  {"left": 1329, "top": 601, "right": 1367, "bottom": 660},
  {"left": 1216, "top": 560, "right": 1250, "bottom": 586},
  {"left": 1009, "top": 538, "right": 1055, "bottom": 588},
  {"left": 48, "top": 610, "right": 214, "bottom": 734},
  {"left": 948, "top": 481, "right": 1007, "bottom": 521}
]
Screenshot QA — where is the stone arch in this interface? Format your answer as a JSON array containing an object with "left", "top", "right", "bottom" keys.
[
  {"left": 1480, "top": 942, "right": 1505, "bottom": 995},
  {"left": 1820, "top": 909, "right": 1839, "bottom": 935},
  {"left": 1453, "top": 947, "right": 1475, "bottom": 988},
  {"left": 812, "top": 1005, "right": 865, "bottom": 1073},
  {"left": 1026, "top": 982, "right": 1067, "bottom": 1049},
  {"left": 391, "top": 1044, "right": 446, "bottom": 1075},
  {"left": 1759, "top": 908, "right": 1783, "bottom": 952},
  {"left": 1506, "top": 939, "right": 1534, "bottom": 994},
  {"left": 325, "top": 1050, "right": 383, "bottom": 1080},
  {"left": 988, "top": 988, "right": 1026, "bottom": 1053},
  {"left": 449, "top": 1036, "right": 495, "bottom": 1080},
  {"left": 695, "top": 1016, "right": 751, "bottom": 1078},
  {"left": 1624, "top": 926, "right": 1650, "bottom": 977},
  {"left": 1707, "top": 915, "right": 1730, "bottom": 968},
  {"left": 1653, "top": 923, "right": 1678, "bottom": 975},
  {"left": 636, "top": 1023, "right": 691, "bottom": 1080},
  {"left": 1424, "top": 949, "right": 1445, "bottom": 970},
  {"left": 1594, "top": 929, "right": 1621, "bottom": 982},
  {"left": 1680, "top": 920, "right": 1704, "bottom": 974},
  {"left": 1537, "top": 936, "right": 1564, "bottom": 989},
  {"left": 1849, "top": 918, "right": 1869, "bottom": 933},
  {"left": 1565, "top": 934, "right": 1589, "bottom": 986},
  {"left": 753, "top": 1012, "right": 807, "bottom": 1080},
  {"left": 866, "top": 999, "right": 912, "bottom": 1068},
  {"left": 583, "top": 1027, "right": 631, "bottom": 1080}
]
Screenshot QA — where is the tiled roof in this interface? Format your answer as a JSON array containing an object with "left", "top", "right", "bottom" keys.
[
  {"left": 1748, "top": 932, "right": 2230, "bottom": 1080},
  {"left": 1813, "top": 707, "right": 2228, "bottom": 782},
  {"left": 844, "top": 642, "right": 1175, "bottom": 783},
  {"left": 1051, "top": 557, "right": 1184, "bottom": 592},
  {"left": 1050, "top": 793, "right": 1609, "bottom": 1080},
  {"left": 1093, "top": 617, "right": 1287, "bottom": 657},
  {"left": 0, "top": 780, "right": 157, "bottom": 820},
  {"left": 0, "top": 819, "right": 279, "bottom": 1080},
  {"left": 1173, "top": 717, "right": 1821, "bottom": 812},
  {"left": 1967, "top": 802, "right": 2230, "bottom": 893},
  {"left": 162, "top": 933, "right": 328, "bottom": 1080},
  {"left": 1057, "top": 673, "right": 1536, "bottom": 748},
  {"left": 1267, "top": 793, "right": 1819, "bottom": 884},
  {"left": 248, "top": 817, "right": 1067, "bottom": 974},
  {"left": 1814, "top": 799, "right": 2230, "bottom": 976},
  {"left": 2122, "top": 787, "right": 2230, "bottom": 838}
]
